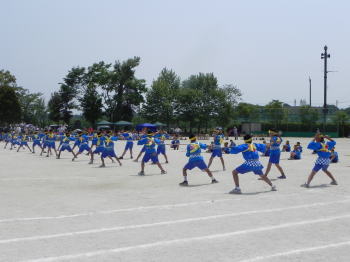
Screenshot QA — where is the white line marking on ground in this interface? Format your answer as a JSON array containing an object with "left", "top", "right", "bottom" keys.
[
  {"left": 2, "top": 191, "right": 340, "bottom": 224},
  {"left": 0, "top": 192, "right": 304, "bottom": 223},
  {"left": 0, "top": 199, "right": 238, "bottom": 223},
  {"left": 2, "top": 199, "right": 350, "bottom": 245},
  {"left": 238, "top": 240, "right": 350, "bottom": 262},
  {"left": 20, "top": 214, "right": 350, "bottom": 262},
  {"left": 0, "top": 177, "right": 97, "bottom": 181}
]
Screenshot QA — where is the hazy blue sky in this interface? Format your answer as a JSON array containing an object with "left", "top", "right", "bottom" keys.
[{"left": 2, "top": 0, "right": 349, "bottom": 107}]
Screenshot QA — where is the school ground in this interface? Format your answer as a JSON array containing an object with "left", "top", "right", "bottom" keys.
[{"left": 0, "top": 137, "right": 349, "bottom": 262}]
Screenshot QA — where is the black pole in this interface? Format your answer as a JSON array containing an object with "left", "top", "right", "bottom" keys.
[
  {"left": 309, "top": 76, "right": 312, "bottom": 106},
  {"left": 321, "top": 45, "right": 330, "bottom": 132}
]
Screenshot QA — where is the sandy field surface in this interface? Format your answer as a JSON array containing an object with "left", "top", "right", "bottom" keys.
[{"left": 0, "top": 137, "right": 349, "bottom": 262}]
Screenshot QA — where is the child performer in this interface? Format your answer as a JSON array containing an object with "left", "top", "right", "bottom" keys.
[
  {"left": 229, "top": 134, "right": 276, "bottom": 194},
  {"left": 263, "top": 129, "right": 286, "bottom": 179},
  {"left": 179, "top": 134, "right": 218, "bottom": 186},
  {"left": 17, "top": 134, "right": 32, "bottom": 153},
  {"left": 330, "top": 148, "right": 339, "bottom": 163},
  {"left": 156, "top": 132, "right": 169, "bottom": 163},
  {"left": 73, "top": 133, "right": 91, "bottom": 161},
  {"left": 282, "top": 140, "right": 291, "bottom": 152},
  {"left": 89, "top": 132, "right": 106, "bottom": 164},
  {"left": 31, "top": 132, "right": 43, "bottom": 153},
  {"left": 137, "top": 131, "right": 166, "bottom": 176},
  {"left": 42, "top": 131, "right": 57, "bottom": 157},
  {"left": 289, "top": 144, "right": 301, "bottom": 160},
  {"left": 171, "top": 135, "right": 180, "bottom": 150},
  {"left": 100, "top": 135, "right": 122, "bottom": 168},
  {"left": 208, "top": 129, "right": 226, "bottom": 171},
  {"left": 301, "top": 134, "right": 338, "bottom": 188},
  {"left": 119, "top": 133, "right": 134, "bottom": 159},
  {"left": 57, "top": 133, "right": 76, "bottom": 159}
]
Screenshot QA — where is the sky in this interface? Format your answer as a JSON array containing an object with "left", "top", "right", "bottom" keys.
[{"left": 1, "top": 0, "right": 350, "bottom": 108}]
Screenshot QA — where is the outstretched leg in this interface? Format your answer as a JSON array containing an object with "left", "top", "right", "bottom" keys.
[
  {"left": 179, "top": 168, "right": 189, "bottom": 186},
  {"left": 275, "top": 164, "right": 286, "bottom": 179},
  {"left": 156, "top": 162, "right": 166, "bottom": 174},
  {"left": 100, "top": 156, "right": 106, "bottom": 167},
  {"left": 324, "top": 169, "right": 337, "bottom": 184},
  {"left": 207, "top": 156, "right": 214, "bottom": 168},
  {"left": 264, "top": 162, "right": 273, "bottom": 176},
  {"left": 219, "top": 156, "right": 225, "bottom": 170}
]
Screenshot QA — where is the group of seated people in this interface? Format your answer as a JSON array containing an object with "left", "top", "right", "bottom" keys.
[
  {"left": 262, "top": 139, "right": 338, "bottom": 162},
  {"left": 205, "top": 140, "right": 236, "bottom": 154}
]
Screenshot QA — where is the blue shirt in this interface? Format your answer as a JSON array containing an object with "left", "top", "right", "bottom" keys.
[
  {"left": 292, "top": 149, "right": 301, "bottom": 159},
  {"left": 186, "top": 142, "right": 207, "bottom": 162},
  {"left": 213, "top": 135, "right": 224, "bottom": 149},
  {"left": 307, "top": 140, "right": 336, "bottom": 158},
  {"left": 137, "top": 137, "right": 161, "bottom": 154},
  {"left": 331, "top": 151, "right": 338, "bottom": 162},
  {"left": 230, "top": 143, "right": 266, "bottom": 161},
  {"left": 270, "top": 136, "right": 282, "bottom": 151}
]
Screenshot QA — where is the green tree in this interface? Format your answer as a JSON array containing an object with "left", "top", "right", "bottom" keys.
[
  {"left": 15, "top": 87, "right": 44, "bottom": 124},
  {"left": 48, "top": 92, "right": 62, "bottom": 123},
  {"left": 181, "top": 73, "right": 220, "bottom": 132},
  {"left": 141, "top": 68, "right": 180, "bottom": 128},
  {"left": 265, "top": 100, "right": 285, "bottom": 127},
  {"left": 0, "top": 70, "right": 21, "bottom": 124},
  {"left": 80, "top": 85, "right": 103, "bottom": 127},
  {"left": 214, "top": 84, "right": 242, "bottom": 127},
  {"left": 32, "top": 98, "right": 48, "bottom": 127},
  {"left": 0, "top": 70, "right": 17, "bottom": 88},
  {"left": 176, "top": 87, "right": 202, "bottom": 133},
  {"left": 70, "top": 58, "right": 146, "bottom": 122},
  {"left": 0, "top": 86, "right": 21, "bottom": 124},
  {"left": 299, "top": 105, "right": 319, "bottom": 131},
  {"left": 0, "top": 69, "right": 48, "bottom": 126},
  {"left": 236, "top": 103, "right": 260, "bottom": 121},
  {"left": 58, "top": 84, "right": 77, "bottom": 125},
  {"left": 332, "top": 111, "right": 349, "bottom": 137}
]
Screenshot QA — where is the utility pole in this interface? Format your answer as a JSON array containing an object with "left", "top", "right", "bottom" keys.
[
  {"left": 321, "top": 45, "right": 330, "bottom": 132},
  {"left": 309, "top": 76, "right": 312, "bottom": 106}
]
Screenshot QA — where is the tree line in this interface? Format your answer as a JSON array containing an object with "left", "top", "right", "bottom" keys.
[{"left": 1, "top": 56, "right": 349, "bottom": 135}]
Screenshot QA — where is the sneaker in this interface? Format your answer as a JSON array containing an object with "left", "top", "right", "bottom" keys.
[
  {"left": 138, "top": 171, "right": 145, "bottom": 176},
  {"left": 161, "top": 170, "right": 167, "bottom": 174},
  {"left": 330, "top": 181, "right": 338, "bottom": 185},
  {"left": 211, "top": 179, "right": 219, "bottom": 184},
  {"left": 88, "top": 160, "right": 93, "bottom": 164},
  {"left": 99, "top": 164, "right": 106, "bottom": 168},
  {"left": 271, "top": 185, "right": 277, "bottom": 191},
  {"left": 277, "top": 175, "right": 287, "bottom": 179},
  {"left": 179, "top": 181, "right": 188, "bottom": 186},
  {"left": 301, "top": 183, "right": 310, "bottom": 188},
  {"left": 229, "top": 188, "right": 242, "bottom": 194},
  {"left": 118, "top": 157, "right": 123, "bottom": 159},
  {"left": 133, "top": 159, "right": 138, "bottom": 162}
]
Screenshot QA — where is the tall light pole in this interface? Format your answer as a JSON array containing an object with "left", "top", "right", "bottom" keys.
[
  {"left": 309, "top": 76, "right": 312, "bottom": 106},
  {"left": 321, "top": 45, "right": 330, "bottom": 132}
]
